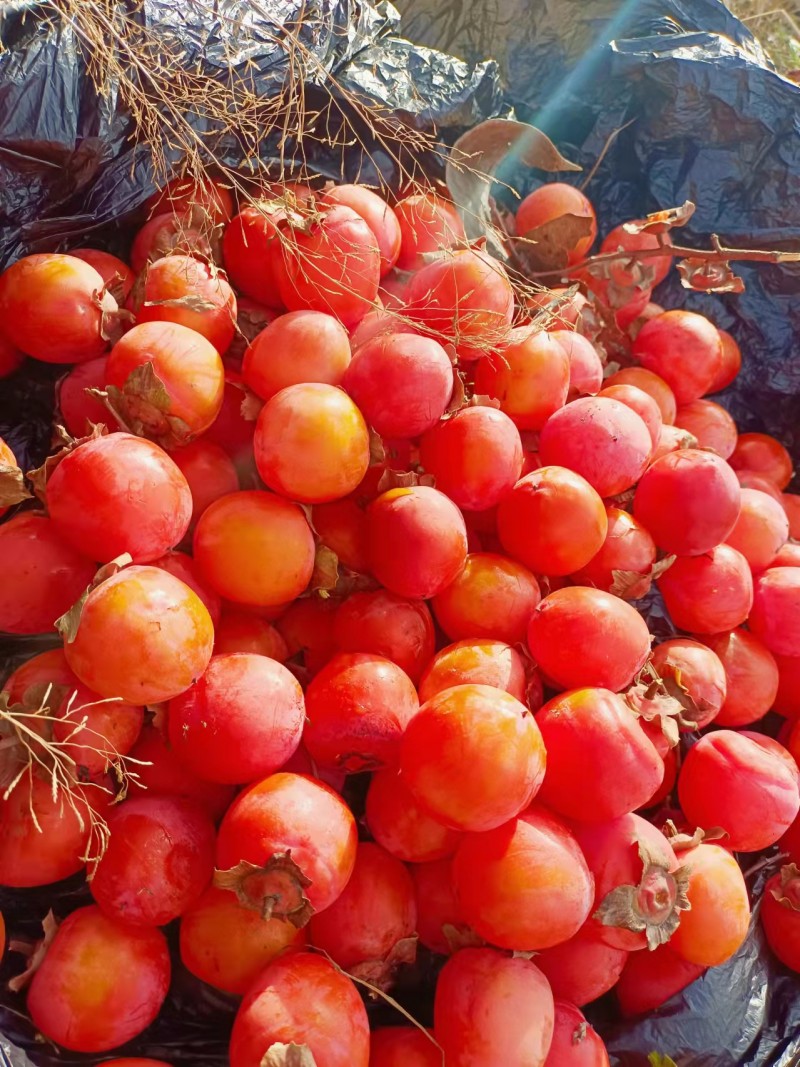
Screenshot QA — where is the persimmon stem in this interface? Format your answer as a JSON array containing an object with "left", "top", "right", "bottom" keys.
[{"left": 523, "top": 237, "right": 800, "bottom": 279}]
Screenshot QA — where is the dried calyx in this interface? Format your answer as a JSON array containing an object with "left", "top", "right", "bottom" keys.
[
  {"left": 348, "top": 935, "right": 418, "bottom": 994},
  {"left": 625, "top": 658, "right": 699, "bottom": 749},
  {"left": 594, "top": 839, "right": 691, "bottom": 951},
  {"left": 214, "top": 852, "right": 314, "bottom": 928},
  {"left": 770, "top": 863, "right": 800, "bottom": 912}
]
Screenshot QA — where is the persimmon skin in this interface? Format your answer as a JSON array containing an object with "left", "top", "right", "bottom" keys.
[
  {"left": 432, "top": 552, "right": 541, "bottom": 646},
  {"left": 570, "top": 506, "right": 657, "bottom": 598},
  {"left": 669, "top": 843, "right": 750, "bottom": 967},
  {"left": 452, "top": 804, "right": 594, "bottom": 951},
  {"left": 551, "top": 329, "right": 604, "bottom": 399},
  {"left": 516, "top": 183, "right": 597, "bottom": 265},
  {"left": 322, "top": 185, "right": 401, "bottom": 276},
  {"left": 418, "top": 639, "right": 528, "bottom": 704},
  {"left": 729, "top": 432, "right": 793, "bottom": 490},
  {"left": 302, "top": 652, "right": 420, "bottom": 773},
  {"left": 678, "top": 730, "right": 800, "bottom": 852},
  {"left": 89, "top": 796, "right": 216, "bottom": 927},
  {"left": 434, "top": 947, "right": 555, "bottom": 1067},
  {"left": 394, "top": 193, "right": 466, "bottom": 272},
  {"left": 411, "top": 857, "right": 476, "bottom": 955},
  {"left": 334, "top": 589, "right": 434, "bottom": 683},
  {"left": 180, "top": 885, "right": 305, "bottom": 995},
  {"left": 400, "top": 684, "right": 546, "bottom": 833},
  {"left": 64, "top": 564, "right": 215, "bottom": 704},
  {"left": 657, "top": 544, "right": 754, "bottom": 634},
  {"left": 472, "top": 327, "right": 570, "bottom": 431},
  {"left": 27, "top": 906, "right": 170, "bottom": 1053},
  {"left": 193, "top": 490, "right": 315, "bottom": 607},
  {"left": 527, "top": 587, "right": 652, "bottom": 693},
  {"left": 497, "top": 466, "right": 608, "bottom": 576},
  {"left": 749, "top": 567, "right": 800, "bottom": 657},
  {"left": 633, "top": 448, "right": 741, "bottom": 557},
  {"left": 229, "top": 951, "right": 370, "bottom": 1067},
  {"left": 254, "top": 382, "right": 370, "bottom": 504},
  {"left": 535, "top": 688, "right": 664, "bottom": 823},
  {"left": 632, "top": 309, "right": 723, "bottom": 405},
  {"left": 366, "top": 768, "right": 461, "bottom": 863},
  {"left": 775, "top": 653, "right": 800, "bottom": 719},
  {"left": 761, "top": 867, "right": 800, "bottom": 972},
  {"left": 674, "top": 399, "right": 738, "bottom": 458},
  {"left": 168, "top": 652, "right": 305, "bottom": 784},
  {"left": 696, "top": 628, "right": 779, "bottom": 727},
  {"left": 538, "top": 396, "right": 652, "bottom": 498},
  {"left": 605, "top": 366, "right": 677, "bottom": 424},
  {"left": 418, "top": 405, "right": 524, "bottom": 512},
  {"left": 242, "top": 310, "right": 351, "bottom": 399},
  {"left": 0, "top": 513, "right": 96, "bottom": 635},
  {"left": 367, "top": 486, "right": 468, "bottom": 600},
  {"left": 535, "top": 923, "right": 629, "bottom": 1007},
  {"left": 307, "top": 841, "right": 417, "bottom": 974},
  {"left": 169, "top": 438, "right": 239, "bottom": 528},
  {"left": 544, "top": 1001, "right": 610, "bottom": 1066},
  {"left": 709, "top": 328, "right": 742, "bottom": 392},
  {"left": 616, "top": 942, "right": 706, "bottom": 1017},
  {"left": 58, "top": 356, "right": 119, "bottom": 436},
  {"left": 368, "top": 1028, "right": 440, "bottom": 1067}
]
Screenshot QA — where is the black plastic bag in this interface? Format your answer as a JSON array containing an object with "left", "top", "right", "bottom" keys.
[{"left": 2, "top": 0, "right": 800, "bottom": 1065}]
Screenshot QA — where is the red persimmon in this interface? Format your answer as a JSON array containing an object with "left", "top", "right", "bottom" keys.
[
  {"left": 130, "top": 213, "right": 217, "bottom": 275},
  {"left": 761, "top": 863, "right": 800, "bottom": 972},
  {"left": 656, "top": 543, "right": 753, "bottom": 633},
  {"left": 63, "top": 564, "right": 214, "bottom": 704},
  {"left": 146, "top": 176, "right": 233, "bottom": 224},
  {"left": 725, "top": 488, "right": 789, "bottom": 571},
  {"left": 497, "top": 466, "right": 608, "bottom": 576},
  {"left": 650, "top": 637, "right": 727, "bottom": 730},
  {"left": 400, "top": 683, "right": 546, "bottom": 832},
  {"left": 538, "top": 396, "right": 652, "bottom": 498},
  {"left": 729, "top": 432, "right": 793, "bottom": 489},
  {"left": 452, "top": 804, "right": 594, "bottom": 950},
  {"left": 168, "top": 653, "right": 304, "bottom": 783},
  {"left": 215, "top": 772, "right": 357, "bottom": 920},
  {"left": 432, "top": 552, "right": 540, "bottom": 645},
  {"left": 434, "top": 947, "right": 555, "bottom": 1067},
  {"left": 632, "top": 310, "right": 723, "bottom": 405},
  {"left": 673, "top": 398, "right": 738, "bottom": 458},
  {"left": 516, "top": 183, "right": 597, "bottom": 265},
  {"left": 393, "top": 193, "right": 466, "bottom": 271},
  {"left": 367, "top": 486, "right": 467, "bottom": 599},
  {"left": 418, "top": 639, "right": 529, "bottom": 704},
  {"left": 544, "top": 1001, "right": 610, "bottom": 1067},
  {"left": 616, "top": 942, "right": 706, "bottom": 1016},
  {"left": 27, "top": 906, "right": 170, "bottom": 1052},
  {"left": 604, "top": 366, "right": 677, "bottom": 425},
  {"left": 46, "top": 432, "right": 192, "bottom": 564},
  {"left": 571, "top": 506, "right": 657, "bottom": 599},
  {"left": 708, "top": 328, "right": 742, "bottom": 392},
  {"left": 535, "top": 688, "right": 664, "bottom": 822},
  {"left": 748, "top": 567, "right": 800, "bottom": 656},
  {"left": 322, "top": 184, "right": 401, "bottom": 275},
  {"left": 551, "top": 329, "right": 604, "bottom": 398},
  {"left": 333, "top": 589, "right": 434, "bottom": 684},
  {"left": 368, "top": 1028, "right": 441, "bottom": 1067},
  {"left": 365, "top": 768, "right": 461, "bottom": 863},
  {"left": 669, "top": 843, "right": 750, "bottom": 966},
  {"left": 242, "top": 309, "right": 351, "bottom": 399},
  {"left": 696, "top": 628, "right": 779, "bottom": 727},
  {"left": 411, "top": 857, "right": 476, "bottom": 955},
  {"left": 528, "top": 587, "right": 651, "bottom": 692},
  {"left": 58, "top": 357, "right": 119, "bottom": 437},
  {"left": 597, "top": 383, "right": 663, "bottom": 450},
  {"left": 535, "top": 923, "right": 629, "bottom": 1007},
  {"left": 70, "top": 248, "right": 135, "bottom": 304},
  {"left": 678, "top": 730, "right": 800, "bottom": 852},
  {"left": 229, "top": 951, "right": 369, "bottom": 1067},
  {"left": 472, "top": 327, "right": 570, "bottom": 430},
  {"left": 418, "top": 405, "right": 523, "bottom": 511}
]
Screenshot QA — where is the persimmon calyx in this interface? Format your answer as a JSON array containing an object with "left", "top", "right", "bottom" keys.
[
  {"left": 101, "top": 361, "right": 193, "bottom": 450},
  {"left": 0, "top": 463, "right": 31, "bottom": 507},
  {"left": 261, "top": 1043, "right": 317, "bottom": 1067},
  {"left": 594, "top": 840, "right": 690, "bottom": 951},
  {"left": 442, "top": 922, "right": 485, "bottom": 953},
  {"left": 55, "top": 554, "right": 134, "bottom": 644},
  {"left": 349, "top": 935, "right": 418, "bottom": 993},
  {"left": 214, "top": 851, "right": 314, "bottom": 928},
  {"left": 7, "top": 910, "right": 59, "bottom": 993},
  {"left": 770, "top": 863, "right": 800, "bottom": 912}
]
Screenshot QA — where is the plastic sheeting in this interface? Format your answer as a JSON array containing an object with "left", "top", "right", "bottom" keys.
[{"left": 1, "top": 0, "right": 800, "bottom": 1065}]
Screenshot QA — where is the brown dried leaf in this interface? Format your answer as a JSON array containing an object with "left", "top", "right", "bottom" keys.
[
  {"left": 610, "top": 569, "right": 653, "bottom": 601},
  {"left": 443, "top": 370, "right": 468, "bottom": 417},
  {"left": 143, "top": 294, "right": 219, "bottom": 313},
  {"left": 350, "top": 935, "right": 418, "bottom": 993},
  {"left": 310, "top": 544, "right": 340, "bottom": 598},
  {"left": 27, "top": 423, "right": 107, "bottom": 503},
  {"left": 368, "top": 429, "right": 386, "bottom": 467},
  {"left": 515, "top": 214, "right": 595, "bottom": 274},
  {"left": 240, "top": 388, "right": 264, "bottom": 422},
  {"left": 55, "top": 553, "right": 133, "bottom": 643},
  {"left": 442, "top": 923, "right": 485, "bottom": 953},
  {"left": 769, "top": 863, "right": 800, "bottom": 911},
  {"left": 467, "top": 394, "right": 502, "bottom": 410},
  {"left": 446, "top": 119, "right": 581, "bottom": 251},
  {"left": 8, "top": 911, "right": 58, "bottom": 993},
  {"left": 106, "top": 362, "right": 193, "bottom": 449},
  {"left": 677, "top": 257, "right": 746, "bottom": 294},
  {"left": 623, "top": 202, "right": 696, "bottom": 236},
  {"left": 261, "top": 1044, "right": 317, "bottom": 1067},
  {"left": 0, "top": 462, "right": 31, "bottom": 507},
  {"left": 573, "top": 1022, "right": 588, "bottom": 1045},
  {"left": 376, "top": 469, "right": 435, "bottom": 493}
]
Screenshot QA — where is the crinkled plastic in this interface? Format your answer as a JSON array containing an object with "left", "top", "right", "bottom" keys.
[{"left": 2, "top": 0, "right": 800, "bottom": 1065}]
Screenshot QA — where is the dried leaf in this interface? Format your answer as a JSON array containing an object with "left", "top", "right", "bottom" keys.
[
  {"left": 8, "top": 911, "right": 58, "bottom": 993},
  {"left": 368, "top": 429, "right": 386, "bottom": 467},
  {"left": 677, "top": 257, "right": 746, "bottom": 294},
  {"left": 515, "top": 214, "right": 595, "bottom": 274},
  {"left": 310, "top": 544, "right": 340, "bottom": 597},
  {"left": 0, "top": 462, "right": 31, "bottom": 507},
  {"left": 27, "top": 423, "right": 107, "bottom": 502},
  {"left": 610, "top": 569, "right": 653, "bottom": 601},
  {"left": 769, "top": 863, "right": 800, "bottom": 911},
  {"left": 55, "top": 554, "right": 133, "bottom": 643},
  {"left": 106, "top": 362, "right": 194, "bottom": 449},
  {"left": 261, "top": 1044, "right": 317, "bottom": 1067},
  {"left": 350, "top": 935, "right": 418, "bottom": 993},
  {"left": 467, "top": 394, "right": 502, "bottom": 410},
  {"left": 446, "top": 119, "right": 581, "bottom": 251},
  {"left": 214, "top": 852, "right": 314, "bottom": 927},
  {"left": 240, "top": 388, "right": 264, "bottom": 422},
  {"left": 651, "top": 555, "right": 677, "bottom": 580},
  {"left": 143, "top": 294, "right": 219, "bottom": 313},
  {"left": 376, "top": 469, "right": 435, "bottom": 493},
  {"left": 443, "top": 370, "right": 468, "bottom": 417},
  {"left": 624, "top": 202, "right": 696, "bottom": 236},
  {"left": 442, "top": 923, "right": 485, "bottom": 953},
  {"left": 572, "top": 1022, "right": 588, "bottom": 1045}
]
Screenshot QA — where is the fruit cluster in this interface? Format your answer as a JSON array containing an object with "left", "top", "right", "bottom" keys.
[{"left": 0, "top": 173, "right": 798, "bottom": 1067}]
